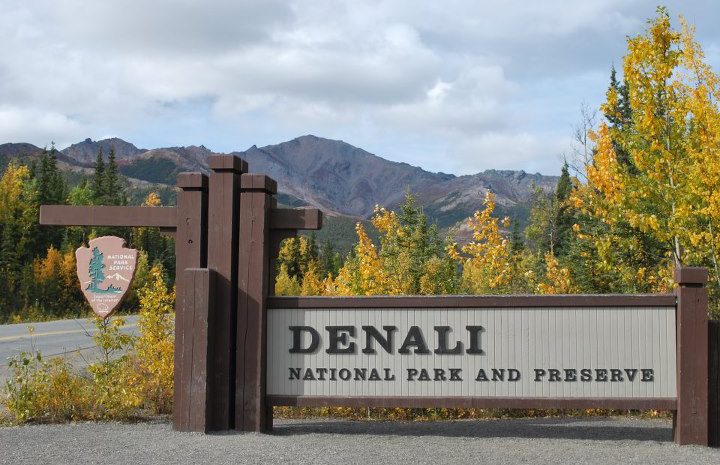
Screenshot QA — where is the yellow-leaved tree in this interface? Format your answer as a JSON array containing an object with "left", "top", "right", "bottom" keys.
[
  {"left": 323, "top": 194, "right": 457, "bottom": 297},
  {"left": 0, "top": 162, "right": 31, "bottom": 223},
  {"left": 275, "top": 263, "right": 301, "bottom": 296},
  {"left": 133, "top": 263, "right": 176, "bottom": 413},
  {"left": 330, "top": 222, "right": 390, "bottom": 295},
  {"left": 453, "top": 192, "right": 514, "bottom": 294},
  {"left": 32, "top": 247, "right": 82, "bottom": 318},
  {"left": 572, "top": 7, "right": 720, "bottom": 312}
]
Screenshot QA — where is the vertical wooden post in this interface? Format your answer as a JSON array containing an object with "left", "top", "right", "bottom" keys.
[
  {"left": 182, "top": 268, "right": 216, "bottom": 432},
  {"left": 674, "top": 267, "right": 710, "bottom": 446},
  {"left": 709, "top": 320, "right": 719, "bottom": 447},
  {"left": 236, "top": 174, "right": 276, "bottom": 432},
  {"left": 206, "top": 155, "right": 247, "bottom": 430},
  {"left": 173, "top": 173, "right": 208, "bottom": 431}
]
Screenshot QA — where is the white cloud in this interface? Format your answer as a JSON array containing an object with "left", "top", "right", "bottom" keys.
[
  {"left": 449, "top": 132, "right": 573, "bottom": 174},
  {"left": 0, "top": 106, "right": 87, "bottom": 147},
  {"left": 0, "top": 0, "right": 717, "bottom": 175}
]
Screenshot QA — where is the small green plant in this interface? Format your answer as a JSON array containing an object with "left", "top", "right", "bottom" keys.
[
  {"left": 4, "top": 341, "right": 93, "bottom": 423},
  {"left": 131, "top": 264, "right": 175, "bottom": 413},
  {"left": 2, "top": 319, "right": 143, "bottom": 423},
  {"left": 86, "top": 316, "right": 141, "bottom": 418},
  {"left": 1, "top": 265, "right": 177, "bottom": 424}
]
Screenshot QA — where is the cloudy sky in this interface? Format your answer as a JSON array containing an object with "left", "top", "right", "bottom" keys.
[{"left": 1, "top": 1, "right": 718, "bottom": 175}]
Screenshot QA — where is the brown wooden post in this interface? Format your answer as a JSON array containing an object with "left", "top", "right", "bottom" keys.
[
  {"left": 674, "top": 267, "right": 710, "bottom": 446},
  {"left": 206, "top": 155, "right": 247, "bottom": 430},
  {"left": 181, "top": 268, "right": 216, "bottom": 431},
  {"left": 39, "top": 177, "right": 320, "bottom": 434},
  {"left": 236, "top": 173, "right": 276, "bottom": 432},
  {"left": 173, "top": 173, "right": 208, "bottom": 431},
  {"left": 709, "top": 320, "right": 719, "bottom": 447}
]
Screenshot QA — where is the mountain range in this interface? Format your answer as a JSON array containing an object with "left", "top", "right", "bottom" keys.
[{"left": 0, "top": 135, "right": 559, "bottom": 245}]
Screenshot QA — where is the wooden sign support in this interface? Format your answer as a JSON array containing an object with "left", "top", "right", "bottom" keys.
[
  {"left": 206, "top": 155, "right": 245, "bottom": 430},
  {"left": 674, "top": 267, "right": 710, "bottom": 445},
  {"left": 37, "top": 155, "right": 719, "bottom": 446},
  {"left": 237, "top": 174, "right": 276, "bottom": 432},
  {"left": 175, "top": 172, "right": 208, "bottom": 431},
  {"left": 39, "top": 154, "right": 322, "bottom": 433}
]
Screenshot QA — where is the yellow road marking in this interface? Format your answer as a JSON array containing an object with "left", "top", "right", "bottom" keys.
[{"left": 0, "top": 323, "right": 137, "bottom": 343}]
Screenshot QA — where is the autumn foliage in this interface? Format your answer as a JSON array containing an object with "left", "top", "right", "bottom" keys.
[
  {"left": 273, "top": 9, "right": 720, "bottom": 321},
  {"left": 2, "top": 7, "right": 719, "bottom": 425}
]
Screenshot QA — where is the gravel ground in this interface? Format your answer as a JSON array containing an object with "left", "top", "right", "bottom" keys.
[{"left": 1, "top": 417, "right": 718, "bottom": 465}]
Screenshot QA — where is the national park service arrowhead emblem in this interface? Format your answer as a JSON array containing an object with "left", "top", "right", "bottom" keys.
[{"left": 76, "top": 236, "right": 138, "bottom": 318}]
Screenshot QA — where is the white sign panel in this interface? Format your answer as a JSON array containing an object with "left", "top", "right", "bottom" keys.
[{"left": 267, "top": 307, "right": 676, "bottom": 398}]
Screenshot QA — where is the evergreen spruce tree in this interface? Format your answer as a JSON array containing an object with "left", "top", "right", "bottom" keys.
[
  {"left": 319, "top": 240, "right": 342, "bottom": 277},
  {"left": 604, "top": 66, "right": 635, "bottom": 171},
  {"left": 104, "top": 146, "right": 122, "bottom": 205},
  {"left": 36, "top": 143, "right": 65, "bottom": 206},
  {"left": 510, "top": 219, "right": 524, "bottom": 255},
  {"left": 0, "top": 218, "right": 21, "bottom": 317},
  {"left": 35, "top": 143, "right": 66, "bottom": 252},
  {"left": 91, "top": 145, "right": 129, "bottom": 237},
  {"left": 553, "top": 162, "right": 574, "bottom": 257},
  {"left": 92, "top": 147, "right": 106, "bottom": 204}
]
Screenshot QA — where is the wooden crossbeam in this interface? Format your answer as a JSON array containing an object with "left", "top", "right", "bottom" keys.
[
  {"left": 40, "top": 205, "right": 178, "bottom": 228},
  {"left": 269, "top": 208, "right": 323, "bottom": 230},
  {"left": 39, "top": 205, "right": 323, "bottom": 231}
]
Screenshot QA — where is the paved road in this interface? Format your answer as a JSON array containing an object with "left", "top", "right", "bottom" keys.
[
  {"left": 0, "top": 417, "right": 718, "bottom": 465},
  {"left": 0, "top": 316, "right": 138, "bottom": 380}
]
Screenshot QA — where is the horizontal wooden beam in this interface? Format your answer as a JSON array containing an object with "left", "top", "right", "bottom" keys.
[
  {"left": 268, "top": 395, "right": 677, "bottom": 411},
  {"left": 270, "top": 208, "right": 323, "bottom": 231},
  {"left": 268, "top": 294, "right": 677, "bottom": 309},
  {"left": 39, "top": 205, "right": 178, "bottom": 228},
  {"left": 39, "top": 205, "right": 324, "bottom": 232}
]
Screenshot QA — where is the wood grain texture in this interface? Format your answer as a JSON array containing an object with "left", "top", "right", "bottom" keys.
[
  {"left": 270, "top": 208, "right": 323, "bottom": 230},
  {"left": 674, "top": 267, "right": 709, "bottom": 286},
  {"left": 206, "top": 156, "right": 244, "bottom": 430},
  {"left": 173, "top": 173, "right": 208, "bottom": 431},
  {"left": 241, "top": 173, "right": 278, "bottom": 193},
  {"left": 184, "top": 268, "right": 215, "bottom": 432},
  {"left": 177, "top": 172, "right": 208, "bottom": 190},
  {"left": 674, "top": 278, "right": 710, "bottom": 446},
  {"left": 708, "top": 320, "right": 719, "bottom": 447},
  {"left": 208, "top": 154, "right": 248, "bottom": 172},
  {"left": 269, "top": 295, "right": 677, "bottom": 309},
  {"left": 268, "top": 395, "right": 677, "bottom": 410},
  {"left": 40, "top": 205, "right": 177, "bottom": 228},
  {"left": 236, "top": 174, "right": 273, "bottom": 432}
]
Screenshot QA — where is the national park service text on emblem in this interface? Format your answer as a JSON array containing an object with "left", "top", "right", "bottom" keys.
[{"left": 75, "top": 236, "right": 137, "bottom": 318}]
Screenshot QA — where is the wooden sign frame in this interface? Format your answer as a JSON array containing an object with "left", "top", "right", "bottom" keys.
[{"left": 39, "top": 154, "right": 718, "bottom": 447}]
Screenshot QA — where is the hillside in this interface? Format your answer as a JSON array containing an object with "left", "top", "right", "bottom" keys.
[{"left": 0, "top": 136, "right": 559, "bottom": 245}]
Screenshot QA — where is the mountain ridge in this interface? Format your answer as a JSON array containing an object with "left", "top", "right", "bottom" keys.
[{"left": 0, "top": 135, "right": 558, "bottom": 230}]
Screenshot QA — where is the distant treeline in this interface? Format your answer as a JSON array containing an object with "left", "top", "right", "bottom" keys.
[
  {"left": 1, "top": 9, "right": 719, "bottom": 322},
  {"left": 0, "top": 146, "right": 175, "bottom": 322},
  {"left": 274, "top": 10, "right": 720, "bottom": 320}
]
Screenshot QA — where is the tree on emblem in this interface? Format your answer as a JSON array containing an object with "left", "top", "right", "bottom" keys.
[{"left": 86, "top": 246, "right": 122, "bottom": 294}]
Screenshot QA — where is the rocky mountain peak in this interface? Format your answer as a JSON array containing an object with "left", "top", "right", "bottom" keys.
[
  {"left": 61, "top": 137, "right": 144, "bottom": 166},
  {"left": 2, "top": 135, "right": 560, "bottom": 230}
]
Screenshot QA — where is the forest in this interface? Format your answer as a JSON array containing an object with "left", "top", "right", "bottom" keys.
[{"left": 1, "top": 8, "right": 719, "bottom": 322}]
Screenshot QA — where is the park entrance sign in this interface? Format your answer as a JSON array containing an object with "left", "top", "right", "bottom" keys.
[
  {"left": 267, "top": 301, "right": 676, "bottom": 401},
  {"left": 75, "top": 236, "right": 138, "bottom": 318},
  {"left": 39, "top": 154, "right": 718, "bottom": 447}
]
